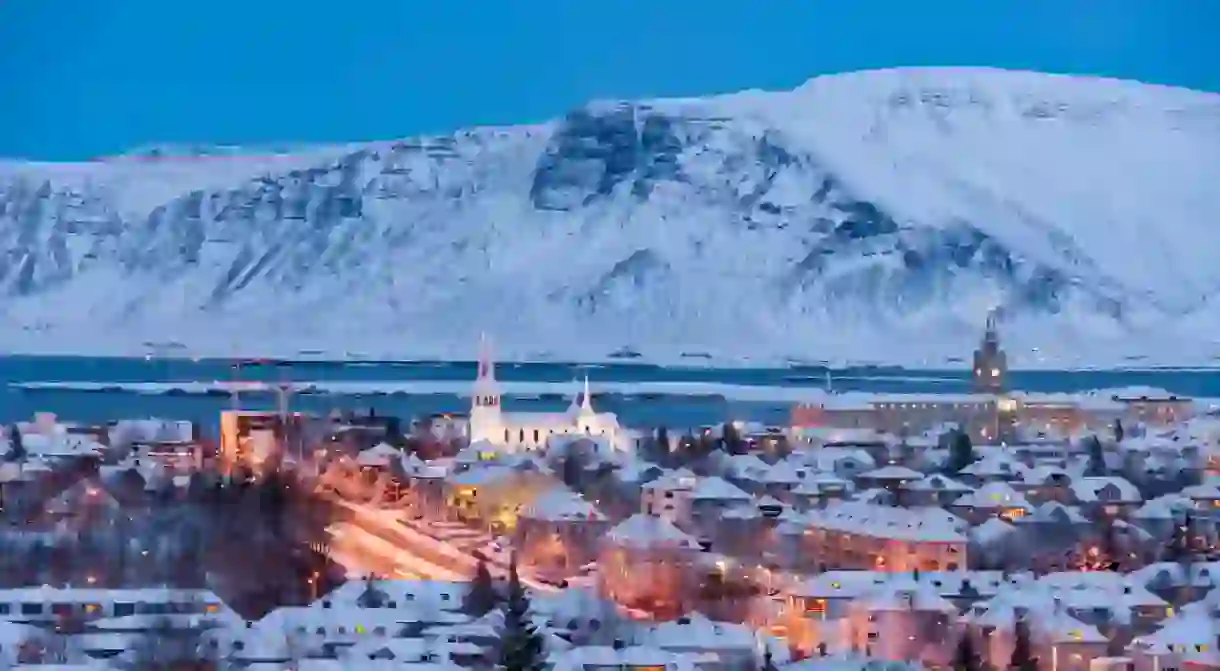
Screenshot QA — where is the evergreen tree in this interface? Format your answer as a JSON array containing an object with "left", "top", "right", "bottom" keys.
[
  {"left": 384, "top": 416, "right": 404, "bottom": 446},
  {"left": 1099, "top": 518, "right": 1123, "bottom": 571},
  {"left": 259, "top": 471, "right": 289, "bottom": 537},
  {"left": 959, "top": 578, "right": 980, "bottom": 601},
  {"left": 5, "top": 425, "right": 25, "bottom": 462},
  {"left": 498, "top": 556, "right": 545, "bottom": 671},
  {"left": 1011, "top": 617, "right": 1037, "bottom": 671},
  {"left": 561, "top": 454, "right": 583, "bottom": 490},
  {"left": 643, "top": 427, "right": 671, "bottom": 466},
  {"left": 948, "top": 430, "right": 976, "bottom": 473},
  {"left": 1085, "top": 436, "right": 1106, "bottom": 477},
  {"left": 953, "top": 631, "right": 980, "bottom": 671},
  {"left": 463, "top": 560, "right": 500, "bottom": 616},
  {"left": 1164, "top": 511, "right": 1194, "bottom": 563},
  {"left": 722, "top": 422, "right": 744, "bottom": 454},
  {"left": 357, "top": 575, "right": 386, "bottom": 608}
]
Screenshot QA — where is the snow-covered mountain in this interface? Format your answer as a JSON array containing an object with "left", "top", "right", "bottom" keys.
[{"left": 2, "top": 67, "right": 1219, "bottom": 365}]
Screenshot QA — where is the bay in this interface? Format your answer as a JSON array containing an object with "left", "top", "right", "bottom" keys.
[{"left": 2, "top": 356, "right": 1217, "bottom": 433}]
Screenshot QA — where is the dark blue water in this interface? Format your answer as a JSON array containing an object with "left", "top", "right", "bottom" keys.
[{"left": 3, "top": 356, "right": 1218, "bottom": 435}]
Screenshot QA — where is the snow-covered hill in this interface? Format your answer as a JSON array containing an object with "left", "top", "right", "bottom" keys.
[{"left": 2, "top": 67, "right": 1219, "bottom": 366}]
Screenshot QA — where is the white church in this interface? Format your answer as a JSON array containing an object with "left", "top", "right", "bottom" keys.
[{"left": 468, "top": 340, "right": 637, "bottom": 454}]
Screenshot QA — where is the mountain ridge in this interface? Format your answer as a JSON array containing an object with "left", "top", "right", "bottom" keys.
[{"left": 1, "top": 67, "right": 1219, "bottom": 365}]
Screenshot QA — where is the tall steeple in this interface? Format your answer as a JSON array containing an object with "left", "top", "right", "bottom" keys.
[
  {"left": 983, "top": 311, "right": 999, "bottom": 348},
  {"left": 580, "top": 374, "right": 593, "bottom": 414},
  {"left": 472, "top": 334, "right": 500, "bottom": 411},
  {"left": 476, "top": 332, "right": 496, "bottom": 383},
  {"left": 972, "top": 309, "right": 1007, "bottom": 394},
  {"left": 470, "top": 334, "right": 502, "bottom": 444}
]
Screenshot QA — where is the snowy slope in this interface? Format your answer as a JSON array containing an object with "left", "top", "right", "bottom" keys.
[{"left": 1, "top": 67, "right": 1219, "bottom": 365}]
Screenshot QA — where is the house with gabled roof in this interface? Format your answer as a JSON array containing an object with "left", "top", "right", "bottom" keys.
[
  {"left": 789, "top": 472, "right": 854, "bottom": 510},
  {"left": 801, "top": 501, "right": 968, "bottom": 573},
  {"left": 1071, "top": 476, "right": 1143, "bottom": 519},
  {"left": 686, "top": 476, "right": 752, "bottom": 534},
  {"left": 599, "top": 514, "right": 701, "bottom": 616},
  {"left": 516, "top": 487, "right": 608, "bottom": 573},
  {"left": 640, "top": 468, "right": 697, "bottom": 524},
  {"left": 39, "top": 478, "right": 123, "bottom": 531},
  {"left": 951, "top": 481, "right": 1034, "bottom": 524},
  {"left": 1015, "top": 464, "right": 1076, "bottom": 504},
  {"left": 958, "top": 454, "right": 1027, "bottom": 486},
  {"left": 902, "top": 473, "right": 972, "bottom": 507}
]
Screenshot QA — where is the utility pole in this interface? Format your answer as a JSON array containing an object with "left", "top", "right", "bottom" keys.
[
  {"left": 275, "top": 363, "right": 297, "bottom": 469},
  {"left": 230, "top": 360, "right": 242, "bottom": 411}
]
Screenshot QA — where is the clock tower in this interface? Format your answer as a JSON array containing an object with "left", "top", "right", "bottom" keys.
[{"left": 972, "top": 311, "right": 1007, "bottom": 394}]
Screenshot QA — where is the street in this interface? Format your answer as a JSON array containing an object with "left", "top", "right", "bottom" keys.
[{"left": 315, "top": 487, "right": 560, "bottom": 592}]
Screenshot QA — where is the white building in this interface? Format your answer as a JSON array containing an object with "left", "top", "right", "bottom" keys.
[{"left": 468, "top": 339, "right": 634, "bottom": 454}]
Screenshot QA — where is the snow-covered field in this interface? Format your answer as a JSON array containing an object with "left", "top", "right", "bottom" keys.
[{"left": 2, "top": 67, "right": 1219, "bottom": 367}]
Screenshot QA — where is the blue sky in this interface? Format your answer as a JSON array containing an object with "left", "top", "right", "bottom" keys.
[{"left": 1, "top": 1, "right": 1216, "bottom": 160}]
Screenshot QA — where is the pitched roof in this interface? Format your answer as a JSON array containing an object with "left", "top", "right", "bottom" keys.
[{"left": 605, "top": 514, "right": 699, "bottom": 550}]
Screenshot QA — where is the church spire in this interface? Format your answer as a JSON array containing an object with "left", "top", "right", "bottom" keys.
[
  {"left": 972, "top": 309, "right": 1007, "bottom": 394},
  {"left": 477, "top": 333, "right": 496, "bottom": 382},
  {"left": 473, "top": 334, "right": 500, "bottom": 410},
  {"left": 984, "top": 308, "right": 999, "bottom": 346},
  {"left": 469, "top": 334, "right": 502, "bottom": 444},
  {"left": 580, "top": 374, "right": 593, "bottom": 413}
]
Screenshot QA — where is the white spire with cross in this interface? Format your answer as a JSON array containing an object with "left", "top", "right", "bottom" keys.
[
  {"left": 476, "top": 332, "right": 496, "bottom": 382},
  {"left": 580, "top": 374, "right": 593, "bottom": 414},
  {"left": 470, "top": 334, "right": 503, "bottom": 442}
]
